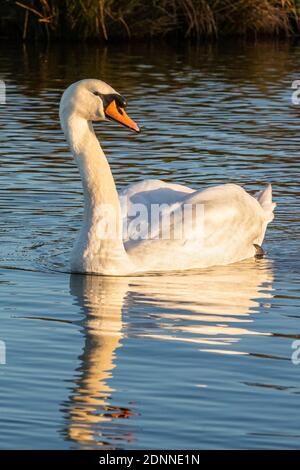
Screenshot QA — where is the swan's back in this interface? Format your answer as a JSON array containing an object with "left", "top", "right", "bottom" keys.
[{"left": 121, "top": 180, "right": 275, "bottom": 273}]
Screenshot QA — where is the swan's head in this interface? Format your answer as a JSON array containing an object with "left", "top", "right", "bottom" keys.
[{"left": 59, "top": 79, "right": 140, "bottom": 133}]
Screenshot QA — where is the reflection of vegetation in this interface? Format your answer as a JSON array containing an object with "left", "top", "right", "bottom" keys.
[{"left": 2, "top": 0, "right": 300, "bottom": 41}]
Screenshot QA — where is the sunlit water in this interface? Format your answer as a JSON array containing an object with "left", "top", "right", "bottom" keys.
[{"left": 0, "top": 41, "right": 300, "bottom": 449}]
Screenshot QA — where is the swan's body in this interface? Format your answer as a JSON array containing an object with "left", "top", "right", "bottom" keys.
[{"left": 59, "top": 79, "right": 275, "bottom": 276}]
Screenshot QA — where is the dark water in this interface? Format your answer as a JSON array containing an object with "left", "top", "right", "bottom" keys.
[{"left": 0, "top": 41, "right": 300, "bottom": 449}]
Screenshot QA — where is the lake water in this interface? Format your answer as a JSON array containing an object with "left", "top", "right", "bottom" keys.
[{"left": 0, "top": 40, "right": 300, "bottom": 449}]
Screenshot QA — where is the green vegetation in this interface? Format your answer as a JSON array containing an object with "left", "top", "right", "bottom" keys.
[{"left": 2, "top": 0, "right": 300, "bottom": 41}]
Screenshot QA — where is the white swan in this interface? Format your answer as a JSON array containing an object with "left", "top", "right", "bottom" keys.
[{"left": 59, "top": 79, "right": 275, "bottom": 275}]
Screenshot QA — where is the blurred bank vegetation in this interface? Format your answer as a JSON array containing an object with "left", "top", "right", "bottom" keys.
[{"left": 2, "top": 0, "right": 300, "bottom": 41}]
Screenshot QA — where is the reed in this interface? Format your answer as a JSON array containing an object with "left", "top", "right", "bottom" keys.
[{"left": 4, "top": 0, "right": 300, "bottom": 40}]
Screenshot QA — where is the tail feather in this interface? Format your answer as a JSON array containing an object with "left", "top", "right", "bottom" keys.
[{"left": 255, "top": 183, "right": 276, "bottom": 223}]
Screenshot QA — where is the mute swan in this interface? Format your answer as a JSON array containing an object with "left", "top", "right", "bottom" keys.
[{"left": 59, "top": 79, "right": 275, "bottom": 275}]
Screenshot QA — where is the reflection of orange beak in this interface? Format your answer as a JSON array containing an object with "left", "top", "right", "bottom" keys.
[{"left": 105, "top": 100, "right": 140, "bottom": 133}]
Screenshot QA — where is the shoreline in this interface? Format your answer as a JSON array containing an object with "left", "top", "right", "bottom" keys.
[{"left": 2, "top": 0, "right": 300, "bottom": 42}]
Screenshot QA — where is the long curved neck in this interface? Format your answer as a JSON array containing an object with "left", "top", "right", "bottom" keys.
[
  {"left": 66, "top": 114, "right": 120, "bottom": 216},
  {"left": 62, "top": 113, "right": 131, "bottom": 274}
]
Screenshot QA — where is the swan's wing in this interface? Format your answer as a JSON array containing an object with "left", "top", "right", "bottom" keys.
[
  {"left": 185, "top": 183, "right": 266, "bottom": 254},
  {"left": 125, "top": 183, "right": 268, "bottom": 271},
  {"left": 120, "top": 178, "right": 194, "bottom": 205},
  {"left": 120, "top": 179, "right": 195, "bottom": 241}
]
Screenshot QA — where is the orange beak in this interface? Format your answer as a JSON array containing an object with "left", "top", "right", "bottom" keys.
[{"left": 105, "top": 100, "right": 140, "bottom": 133}]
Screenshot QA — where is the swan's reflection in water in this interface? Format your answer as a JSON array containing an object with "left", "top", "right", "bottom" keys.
[
  {"left": 65, "top": 259, "right": 273, "bottom": 447},
  {"left": 66, "top": 275, "right": 131, "bottom": 446}
]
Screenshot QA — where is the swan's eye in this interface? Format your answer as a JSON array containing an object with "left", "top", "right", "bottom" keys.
[
  {"left": 92, "top": 91, "right": 103, "bottom": 99},
  {"left": 101, "top": 93, "right": 127, "bottom": 110}
]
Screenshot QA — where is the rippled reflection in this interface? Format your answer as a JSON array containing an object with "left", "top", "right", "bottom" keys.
[{"left": 64, "top": 259, "right": 273, "bottom": 447}]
